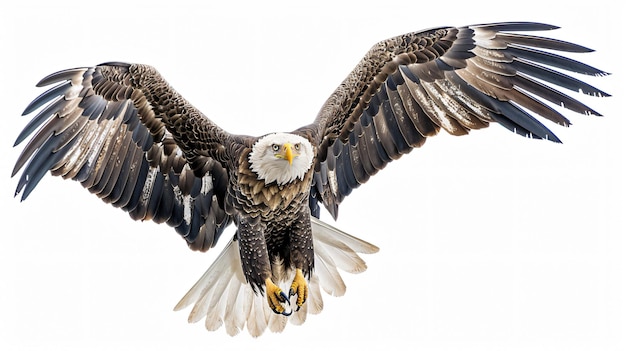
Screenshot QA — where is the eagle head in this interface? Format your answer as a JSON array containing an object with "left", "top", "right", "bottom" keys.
[{"left": 249, "top": 133, "right": 314, "bottom": 185}]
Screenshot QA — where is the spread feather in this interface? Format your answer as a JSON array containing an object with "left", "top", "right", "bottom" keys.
[{"left": 174, "top": 216, "right": 378, "bottom": 337}]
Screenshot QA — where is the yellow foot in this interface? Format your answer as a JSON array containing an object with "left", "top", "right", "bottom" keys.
[
  {"left": 265, "top": 278, "right": 291, "bottom": 316},
  {"left": 289, "top": 268, "right": 308, "bottom": 311}
]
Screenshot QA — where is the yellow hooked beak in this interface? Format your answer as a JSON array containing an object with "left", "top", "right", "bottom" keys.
[
  {"left": 283, "top": 143, "right": 294, "bottom": 165},
  {"left": 275, "top": 143, "right": 296, "bottom": 165}
]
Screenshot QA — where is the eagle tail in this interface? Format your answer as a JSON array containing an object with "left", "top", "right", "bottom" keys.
[
  {"left": 309, "top": 216, "right": 379, "bottom": 296},
  {"left": 173, "top": 216, "right": 378, "bottom": 337}
]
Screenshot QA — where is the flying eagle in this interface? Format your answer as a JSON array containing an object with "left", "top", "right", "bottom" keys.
[{"left": 12, "top": 22, "right": 608, "bottom": 336}]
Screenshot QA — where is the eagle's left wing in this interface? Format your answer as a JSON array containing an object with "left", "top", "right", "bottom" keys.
[
  {"left": 12, "top": 63, "right": 232, "bottom": 251},
  {"left": 307, "top": 22, "right": 609, "bottom": 218}
]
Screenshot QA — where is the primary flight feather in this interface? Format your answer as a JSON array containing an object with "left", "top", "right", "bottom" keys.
[{"left": 12, "top": 22, "right": 609, "bottom": 336}]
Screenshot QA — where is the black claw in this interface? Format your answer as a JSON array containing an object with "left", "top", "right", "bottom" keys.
[
  {"left": 280, "top": 291, "right": 290, "bottom": 304},
  {"left": 270, "top": 305, "right": 292, "bottom": 316},
  {"left": 289, "top": 288, "right": 295, "bottom": 297}
]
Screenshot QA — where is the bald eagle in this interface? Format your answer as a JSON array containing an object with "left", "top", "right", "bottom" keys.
[{"left": 12, "top": 22, "right": 608, "bottom": 336}]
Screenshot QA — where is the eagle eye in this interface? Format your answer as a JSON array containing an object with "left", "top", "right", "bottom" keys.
[
  {"left": 294, "top": 143, "right": 301, "bottom": 151},
  {"left": 271, "top": 144, "right": 280, "bottom": 152}
]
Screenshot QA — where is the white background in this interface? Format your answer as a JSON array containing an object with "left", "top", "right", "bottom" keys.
[{"left": 1, "top": 1, "right": 623, "bottom": 350}]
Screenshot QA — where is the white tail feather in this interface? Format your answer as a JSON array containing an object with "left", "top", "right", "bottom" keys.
[
  {"left": 310, "top": 217, "right": 380, "bottom": 255},
  {"left": 305, "top": 274, "right": 324, "bottom": 315},
  {"left": 174, "top": 216, "right": 378, "bottom": 336},
  {"left": 311, "top": 243, "right": 348, "bottom": 296}
]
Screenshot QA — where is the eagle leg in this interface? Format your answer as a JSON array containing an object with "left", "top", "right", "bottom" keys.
[
  {"left": 289, "top": 268, "right": 308, "bottom": 311},
  {"left": 265, "top": 278, "right": 292, "bottom": 316}
]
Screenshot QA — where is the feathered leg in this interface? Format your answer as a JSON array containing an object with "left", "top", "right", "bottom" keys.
[
  {"left": 237, "top": 218, "right": 292, "bottom": 315},
  {"left": 286, "top": 210, "right": 315, "bottom": 311}
]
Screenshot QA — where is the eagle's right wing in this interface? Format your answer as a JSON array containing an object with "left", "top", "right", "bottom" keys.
[
  {"left": 13, "top": 62, "right": 232, "bottom": 251},
  {"left": 307, "top": 22, "right": 609, "bottom": 219}
]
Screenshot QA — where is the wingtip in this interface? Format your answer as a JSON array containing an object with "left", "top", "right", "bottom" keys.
[
  {"left": 471, "top": 22, "right": 560, "bottom": 32},
  {"left": 543, "top": 131, "right": 563, "bottom": 144},
  {"left": 14, "top": 186, "right": 29, "bottom": 202},
  {"left": 21, "top": 101, "right": 40, "bottom": 116},
  {"left": 35, "top": 67, "right": 88, "bottom": 87}
]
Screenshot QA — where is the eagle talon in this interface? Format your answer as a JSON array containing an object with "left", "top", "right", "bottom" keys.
[
  {"left": 289, "top": 268, "right": 308, "bottom": 310},
  {"left": 265, "top": 278, "right": 292, "bottom": 316}
]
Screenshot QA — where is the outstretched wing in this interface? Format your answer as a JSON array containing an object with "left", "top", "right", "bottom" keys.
[
  {"left": 12, "top": 62, "right": 232, "bottom": 251},
  {"left": 308, "top": 22, "right": 609, "bottom": 218}
]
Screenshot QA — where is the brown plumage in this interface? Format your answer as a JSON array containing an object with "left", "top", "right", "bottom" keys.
[{"left": 12, "top": 22, "right": 608, "bottom": 336}]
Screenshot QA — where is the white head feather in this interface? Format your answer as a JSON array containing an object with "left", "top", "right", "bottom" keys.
[{"left": 249, "top": 133, "right": 314, "bottom": 185}]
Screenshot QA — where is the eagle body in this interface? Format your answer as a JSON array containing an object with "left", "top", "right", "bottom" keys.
[
  {"left": 12, "top": 22, "right": 608, "bottom": 336},
  {"left": 230, "top": 140, "right": 316, "bottom": 293}
]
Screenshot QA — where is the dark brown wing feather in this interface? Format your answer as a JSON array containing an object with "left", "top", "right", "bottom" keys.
[
  {"left": 307, "top": 22, "right": 609, "bottom": 219},
  {"left": 13, "top": 63, "right": 232, "bottom": 251}
]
